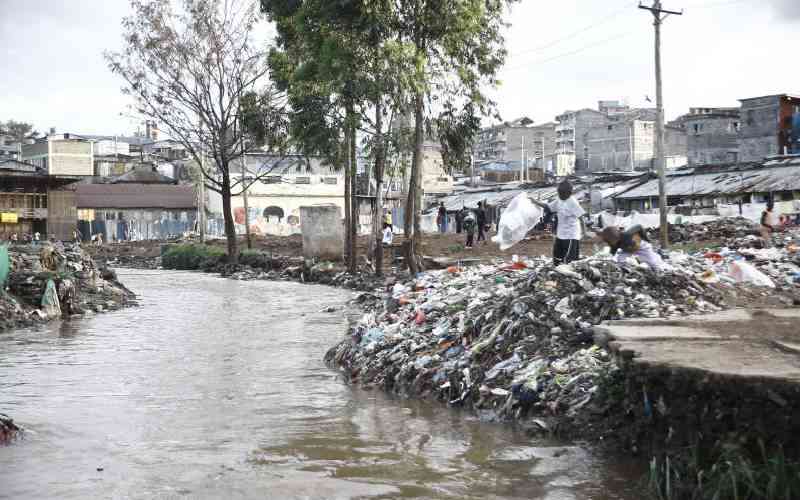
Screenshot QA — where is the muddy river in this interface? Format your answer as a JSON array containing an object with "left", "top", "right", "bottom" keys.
[{"left": 0, "top": 270, "right": 643, "bottom": 499}]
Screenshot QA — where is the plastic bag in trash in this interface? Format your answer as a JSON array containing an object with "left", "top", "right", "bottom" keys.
[
  {"left": 492, "top": 193, "right": 543, "bottom": 251},
  {"left": 728, "top": 261, "right": 775, "bottom": 288}
]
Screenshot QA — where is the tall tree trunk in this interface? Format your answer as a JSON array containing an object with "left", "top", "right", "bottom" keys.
[
  {"left": 405, "top": 91, "right": 424, "bottom": 274},
  {"left": 372, "top": 100, "right": 386, "bottom": 277},
  {"left": 220, "top": 170, "right": 239, "bottom": 261},
  {"left": 348, "top": 119, "right": 358, "bottom": 274},
  {"left": 343, "top": 131, "right": 352, "bottom": 268}
]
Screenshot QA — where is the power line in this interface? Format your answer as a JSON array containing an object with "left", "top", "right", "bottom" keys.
[
  {"left": 508, "top": 2, "right": 636, "bottom": 58},
  {"left": 503, "top": 30, "right": 639, "bottom": 72}
]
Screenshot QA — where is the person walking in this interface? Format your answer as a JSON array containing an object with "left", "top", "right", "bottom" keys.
[
  {"left": 535, "top": 181, "right": 585, "bottom": 265},
  {"left": 463, "top": 209, "right": 477, "bottom": 249},
  {"left": 437, "top": 202, "right": 448, "bottom": 234},
  {"left": 761, "top": 202, "right": 777, "bottom": 247},
  {"left": 475, "top": 202, "right": 487, "bottom": 243},
  {"left": 455, "top": 207, "right": 464, "bottom": 234}
]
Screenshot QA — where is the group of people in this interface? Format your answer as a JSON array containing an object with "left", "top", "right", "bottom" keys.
[
  {"left": 535, "top": 180, "right": 666, "bottom": 271},
  {"left": 4, "top": 232, "right": 42, "bottom": 244},
  {"left": 437, "top": 202, "right": 489, "bottom": 249}
]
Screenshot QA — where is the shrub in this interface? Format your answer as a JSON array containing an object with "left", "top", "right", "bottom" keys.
[
  {"left": 238, "top": 249, "right": 273, "bottom": 270},
  {"left": 161, "top": 244, "right": 226, "bottom": 270}
]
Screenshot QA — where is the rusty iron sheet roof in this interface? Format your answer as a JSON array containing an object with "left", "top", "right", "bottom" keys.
[
  {"left": 76, "top": 183, "right": 197, "bottom": 209},
  {"left": 614, "top": 160, "right": 800, "bottom": 200}
]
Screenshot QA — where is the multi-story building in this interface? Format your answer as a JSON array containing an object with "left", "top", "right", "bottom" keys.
[
  {"left": 473, "top": 118, "right": 556, "bottom": 178},
  {"left": 738, "top": 94, "right": 800, "bottom": 162},
  {"left": 555, "top": 109, "right": 610, "bottom": 174},
  {"left": 20, "top": 133, "right": 94, "bottom": 176},
  {"left": 676, "top": 107, "right": 740, "bottom": 166},
  {"left": 585, "top": 116, "right": 687, "bottom": 172},
  {"left": 598, "top": 100, "right": 630, "bottom": 117}
]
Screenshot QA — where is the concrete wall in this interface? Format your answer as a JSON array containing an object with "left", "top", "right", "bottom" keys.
[
  {"left": 300, "top": 205, "right": 343, "bottom": 261},
  {"left": 739, "top": 96, "right": 780, "bottom": 162},
  {"left": 21, "top": 139, "right": 93, "bottom": 176},
  {"left": 685, "top": 115, "right": 739, "bottom": 165}
]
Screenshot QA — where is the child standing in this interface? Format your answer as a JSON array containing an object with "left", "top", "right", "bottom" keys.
[{"left": 536, "top": 181, "right": 585, "bottom": 264}]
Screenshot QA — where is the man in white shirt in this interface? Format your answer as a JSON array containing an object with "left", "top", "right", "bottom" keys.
[{"left": 536, "top": 181, "right": 585, "bottom": 264}]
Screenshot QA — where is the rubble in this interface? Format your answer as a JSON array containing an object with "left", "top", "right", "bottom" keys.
[
  {"left": 0, "top": 243, "right": 136, "bottom": 332},
  {"left": 0, "top": 413, "right": 21, "bottom": 444},
  {"left": 667, "top": 217, "right": 761, "bottom": 244}
]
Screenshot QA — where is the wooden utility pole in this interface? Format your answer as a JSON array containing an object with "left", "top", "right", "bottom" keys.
[{"left": 639, "top": 1, "right": 681, "bottom": 248}]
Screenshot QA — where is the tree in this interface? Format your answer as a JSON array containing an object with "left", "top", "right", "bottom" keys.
[
  {"left": 262, "top": 0, "right": 409, "bottom": 275},
  {"left": 0, "top": 120, "right": 36, "bottom": 142},
  {"left": 394, "top": 0, "right": 517, "bottom": 273},
  {"left": 106, "top": 0, "right": 287, "bottom": 260}
]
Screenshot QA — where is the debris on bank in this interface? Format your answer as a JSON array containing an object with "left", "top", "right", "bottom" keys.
[
  {"left": 0, "top": 243, "right": 136, "bottom": 332},
  {"left": 325, "top": 225, "right": 800, "bottom": 438},
  {"left": 0, "top": 413, "right": 20, "bottom": 444},
  {"left": 325, "top": 256, "right": 728, "bottom": 435}
]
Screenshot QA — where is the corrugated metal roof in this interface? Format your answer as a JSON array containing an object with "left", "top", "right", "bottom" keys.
[
  {"left": 615, "top": 161, "right": 800, "bottom": 200},
  {"left": 76, "top": 184, "right": 197, "bottom": 209}
]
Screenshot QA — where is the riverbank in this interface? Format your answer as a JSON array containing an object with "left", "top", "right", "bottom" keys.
[
  {"left": 321, "top": 239, "right": 800, "bottom": 496},
  {"left": 0, "top": 242, "right": 137, "bottom": 443}
]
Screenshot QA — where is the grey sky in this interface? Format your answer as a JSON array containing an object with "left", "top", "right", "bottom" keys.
[{"left": 0, "top": 0, "right": 797, "bottom": 136}]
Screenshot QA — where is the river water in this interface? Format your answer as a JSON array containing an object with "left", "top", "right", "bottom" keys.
[{"left": 0, "top": 270, "right": 643, "bottom": 499}]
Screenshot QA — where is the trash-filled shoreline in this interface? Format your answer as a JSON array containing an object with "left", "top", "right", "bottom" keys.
[
  {"left": 324, "top": 219, "right": 800, "bottom": 444},
  {"left": 0, "top": 242, "right": 137, "bottom": 443},
  {"left": 1, "top": 243, "right": 137, "bottom": 332}
]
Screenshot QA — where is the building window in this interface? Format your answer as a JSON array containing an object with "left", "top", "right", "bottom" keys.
[
  {"left": 693, "top": 124, "right": 699, "bottom": 133},
  {"left": 261, "top": 176, "right": 282, "bottom": 184},
  {"left": 322, "top": 177, "right": 338, "bottom": 185},
  {"left": 294, "top": 177, "right": 311, "bottom": 184}
]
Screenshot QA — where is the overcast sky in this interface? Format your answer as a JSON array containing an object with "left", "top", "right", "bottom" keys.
[{"left": 1, "top": 0, "right": 798, "bottom": 136}]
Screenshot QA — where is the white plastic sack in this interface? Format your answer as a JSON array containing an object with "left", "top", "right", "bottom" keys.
[
  {"left": 728, "top": 261, "right": 775, "bottom": 288},
  {"left": 492, "top": 194, "right": 543, "bottom": 251}
]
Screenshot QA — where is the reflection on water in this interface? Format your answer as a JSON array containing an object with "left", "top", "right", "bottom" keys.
[{"left": 0, "top": 270, "right": 643, "bottom": 499}]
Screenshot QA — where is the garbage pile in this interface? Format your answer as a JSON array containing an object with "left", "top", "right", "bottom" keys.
[
  {"left": 668, "top": 226, "right": 800, "bottom": 297},
  {"left": 668, "top": 217, "right": 760, "bottom": 244},
  {"left": 325, "top": 256, "right": 731, "bottom": 433},
  {"left": 0, "top": 413, "right": 20, "bottom": 445},
  {"left": 0, "top": 243, "right": 136, "bottom": 331},
  {"left": 223, "top": 260, "right": 387, "bottom": 292}
]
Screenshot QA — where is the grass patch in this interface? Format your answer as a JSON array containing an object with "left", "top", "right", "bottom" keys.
[
  {"left": 162, "top": 244, "right": 226, "bottom": 270},
  {"left": 646, "top": 440, "right": 800, "bottom": 500}
]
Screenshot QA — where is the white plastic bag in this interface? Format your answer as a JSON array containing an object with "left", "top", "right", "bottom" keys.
[
  {"left": 492, "top": 194, "right": 543, "bottom": 251},
  {"left": 728, "top": 261, "right": 775, "bottom": 288}
]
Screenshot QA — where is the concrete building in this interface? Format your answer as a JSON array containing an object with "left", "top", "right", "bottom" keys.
[
  {"left": 555, "top": 109, "right": 609, "bottom": 174},
  {"left": 585, "top": 115, "right": 687, "bottom": 172},
  {"left": 739, "top": 94, "right": 800, "bottom": 162},
  {"left": 224, "top": 154, "right": 346, "bottom": 236},
  {"left": 21, "top": 133, "right": 94, "bottom": 176},
  {"left": 598, "top": 100, "right": 630, "bottom": 117},
  {"left": 679, "top": 107, "right": 740, "bottom": 166}
]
